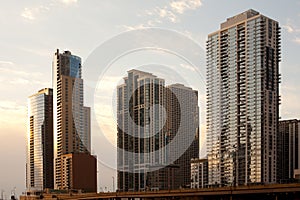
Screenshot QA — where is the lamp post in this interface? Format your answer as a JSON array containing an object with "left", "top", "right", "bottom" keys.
[
  {"left": 1, "top": 190, "right": 4, "bottom": 200},
  {"left": 112, "top": 176, "right": 115, "bottom": 192},
  {"left": 233, "top": 144, "right": 237, "bottom": 187}
]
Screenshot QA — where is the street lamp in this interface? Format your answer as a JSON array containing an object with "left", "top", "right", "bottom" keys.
[
  {"left": 112, "top": 176, "right": 115, "bottom": 192},
  {"left": 1, "top": 190, "right": 4, "bottom": 200}
]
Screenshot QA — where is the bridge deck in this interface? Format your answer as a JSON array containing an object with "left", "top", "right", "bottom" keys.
[{"left": 20, "top": 183, "right": 300, "bottom": 200}]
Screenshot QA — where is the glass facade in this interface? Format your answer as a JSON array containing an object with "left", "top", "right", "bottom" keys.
[
  {"left": 69, "top": 55, "right": 81, "bottom": 78},
  {"left": 206, "top": 10, "right": 280, "bottom": 186},
  {"left": 26, "top": 88, "right": 53, "bottom": 191}
]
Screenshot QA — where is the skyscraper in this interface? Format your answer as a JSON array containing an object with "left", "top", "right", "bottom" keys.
[
  {"left": 277, "top": 119, "right": 300, "bottom": 182},
  {"left": 52, "top": 49, "right": 95, "bottom": 190},
  {"left": 166, "top": 84, "right": 199, "bottom": 188},
  {"left": 117, "top": 69, "right": 166, "bottom": 191},
  {"left": 206, "top": 9, "right": 281, "bottom": 186},
  {"left": 26, "top": 88, "right": 53, "bottom": 191},
  {"left": 117, "top": 70, "right": 200, "bottom": 191}
]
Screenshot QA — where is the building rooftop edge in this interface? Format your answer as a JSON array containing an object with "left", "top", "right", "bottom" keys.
[
  {"left": 207, "top": 9, "right": 279, "bottom": 37},
  {"left": 279, "top": 119, "right": 300, "bottom": 122},
  {"left": 167, "top": 83, "right": 194, "bottom": 90},
  {"left": 127, "top": 69, "right": 155, "bottom": 76},
  {"left": 28, "top": 88, "right": 53, "bottom": 98},
  {"left": 55, "top": 49, "right": 81, "bottom": 60}
]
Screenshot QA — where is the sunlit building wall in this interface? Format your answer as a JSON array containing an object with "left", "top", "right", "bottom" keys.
[
  {"left": 26, "top": 88, "right": 54, "bottom": 191},
  {"left": 191, "top": 158, "right": 208, "bottom": 188},
  {"left": 52, "top": 49, "right": 92, "bottom": 190},
  {"left": 206, "top": 9, "right": 281, "bottom": 186}
]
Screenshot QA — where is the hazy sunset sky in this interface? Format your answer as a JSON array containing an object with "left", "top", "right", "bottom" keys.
[{"left": 0, "top": 0, "right": 300, "bottom": 197}]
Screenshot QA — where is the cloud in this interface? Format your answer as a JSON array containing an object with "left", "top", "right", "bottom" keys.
[
  {"left": 145, "top": 6, "right": 178, "bottom": 23},
  {"left": 121, "top": 24, "right": 148, "bottom": 31},
  {"left": 180, "top": 63, "right": 196, "bottom": 71},
  {"left": 294, "top": 37, "right": 300, "bottom": 44},
  {"left": 58, "top": 0, "right": 78, "bottom": 5},
  {"left": 147, "top": 19, "right": 162, "bottom": 26},
  {"left": 282, "top": 23, "right": 300, "bottom": 34},
  {"left": 282, "top": 18, "right": 300, "bottom": 33},
  {"left": 21, "top": 6, "right": 50, "bottom": 21},
  {"left": 0, "top": 100, "right": 25, "bottom": 112},
  {"left": 0, "top": 66, "right": 40, "bottom": 78},
  {"left": 0, "top": 60, "right": 14, "bottom": 67},
  {"left": 145, "top": 0, "right": 202, "bottom": 23},
  {"left": 283, "top": 24, "right": 295, "bottom": 33},
  {"left": 170, "top": 0, "right": 202, "bottom": 14},
  {"left": 17, "top": 46, "right": 51, "bottom": 57},
  {"left": 120, "top": 0, "right": 202, "bottom": 30},
  {"left": 21, "top": 0, "right": 78, "bottom": 21},
  {"left": 21, "top": 8, "right": 35, "bottom": 20},
  {"left": 282, "top": 19, "right": 300, "bottom": 45},
  {"left": 0, "top": 100, "right": 26, "bottom": 133},
  {"left": 120, "top": 20, "right": 162, "bottom": 31},
  {"left": 155, "top": 6, "right": 178, "bottom": 23},
  {"left": 0, "top": 63, "right": 48, "bottom": 87}
]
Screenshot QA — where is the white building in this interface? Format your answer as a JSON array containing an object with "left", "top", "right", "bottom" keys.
[
  {"left": 191, "top": 158, "right": 208, "bottom": 189},
  {"left": 206, "top": 9, "right": 281, "bottom": 186}
]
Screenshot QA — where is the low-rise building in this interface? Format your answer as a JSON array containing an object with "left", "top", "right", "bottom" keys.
[
  {"left": 60, "top": 153, "right": 97, "bottom": 192},
  {"left": 191, "top": 158, "right": 208, "bottom": 188}
]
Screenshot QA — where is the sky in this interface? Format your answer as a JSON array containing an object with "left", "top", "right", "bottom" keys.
[{"left": 0, "top": 0, "right": 300, "bottom": 197}]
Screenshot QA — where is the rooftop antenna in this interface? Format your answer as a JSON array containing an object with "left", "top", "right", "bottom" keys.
[{"left": 1, "top": 190, "right": 4, "bottom": 200}]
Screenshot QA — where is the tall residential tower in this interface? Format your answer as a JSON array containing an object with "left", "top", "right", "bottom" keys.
[
  {"left": 53, "top": 50, "right": 95, "bottom": 191},
  {"left": 117, "top": 70, "right": 200, "bottom": 191},
  {"left": 206, "top": 9, "right": 281, "bottom": 186},
  {"left": 26, "top": 88, "right": 53, "bottom": 191},
  {"left": 117, "top": 70, "right": 166, "bottom": 191},
  {"left": 166, "top": 84, "right": 199, "bottom": 188}
]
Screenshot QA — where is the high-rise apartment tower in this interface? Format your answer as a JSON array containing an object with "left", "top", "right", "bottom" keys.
[
  {"left": 166, "top": 84, "right": 199, "bottom": 188},
  {"left": 117, "top": 70, "right": 166, "bottom": 191},
  {"left": 206, "top": 9, "right": 281, "bottom": 186},
  {"left": 26, "top": 88, "right": 54, "bottom": 191},
  {"left": 117, "top": 70, "right": 200, "bottom": 191},
  {"left": 53, "top": 49, "right": 93, "bottom": 190}
]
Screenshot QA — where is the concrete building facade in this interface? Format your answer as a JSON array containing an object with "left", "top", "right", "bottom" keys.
[
  {"left": 166, "top": 84, "right": 199, "bottom": 188},
  {"left": 191, "top": 158, "right": 208, "bottom": 189},
  {"left": 117, "top": 70, "right": 200, "bottom": 191},
  {"left": 206, "top": 9, "right": 281, "bottom": 186},
  {"left": 117, "top": 70, "right": 166, "bottom": 191},
  {"left": 52, "top": 49, "right": 93, "bottom": 190}
]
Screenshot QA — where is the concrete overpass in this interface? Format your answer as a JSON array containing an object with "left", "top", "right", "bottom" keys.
[{"left": 21, "top": 183, "right": 300, "bottom": 200}]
